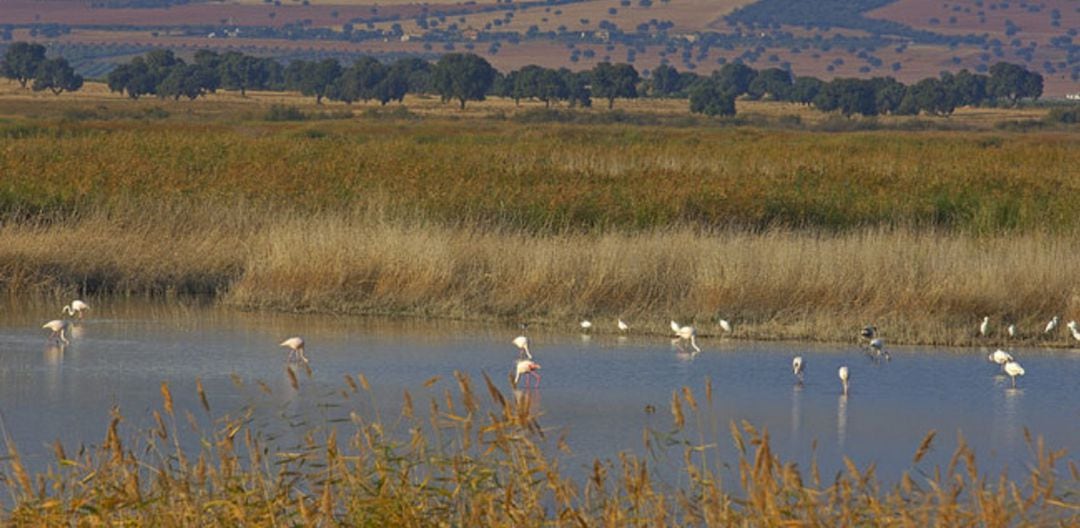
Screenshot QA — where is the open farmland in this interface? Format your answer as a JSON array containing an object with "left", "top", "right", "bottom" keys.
[{"left": 1, "top": 0, "right": 1077, "bottom": 95}]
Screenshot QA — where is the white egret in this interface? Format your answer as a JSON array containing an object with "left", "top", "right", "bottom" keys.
[
  {"left": 670, "top": 320, "right": 701, "bottom": 353},
  {"left": 1067, "top": 321, "right": 1080, "bottom": 342},
  {"left": 42, "top": 320, "right": 69, "bottom": 345},
  {"left": 1007, "top": 324, "right": 1017, "bottom": 338},
  {"left": 1003, "top": 360, "right": 1025, "bottom": 388},
  {"left": 988, "top": 349, "right": 1013, "bottom": 370},
  {"left": 979, "top": 316, "right": 990, "bottom": 337},
  {"left": 513, "top": 335, "right": 532, "bottom": 359},
  {"left": 617, "top": 319, "right": 629, "bottom": 332},
  {"left": 62, "top": 300, "right": 90, "bottom": 319},
  {"left": 792, "top": 356, "right": 804, "bottom": 380},
  {"left": 718, "top": 319, "right": 732, "bottom": 333},
  {"left": 279, "top": 337, "right": 308, "bottom": 364},
  {"left": 580, "top": 320, "right": 593, "bottom": 331},
  {"left": 513, "top": 358, "right": 541, "bottom": 388},
  {"left": 1044, "top": 316, "right": 1060, "bottom": 334},
  {"left": 838, "top": 366, "right": 850, "bottom": 396}
]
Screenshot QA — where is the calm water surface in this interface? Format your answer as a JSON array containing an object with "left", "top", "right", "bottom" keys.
[{"left": 1, "top": 297, "right": 1078, "bottom": 485}]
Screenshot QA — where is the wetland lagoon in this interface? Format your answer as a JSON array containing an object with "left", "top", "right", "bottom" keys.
[{"left": 1, "top": 95, "right": 1079, "bottom": 523}]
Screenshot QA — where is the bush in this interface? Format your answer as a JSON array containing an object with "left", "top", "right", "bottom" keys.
[
  {"left": 1045, "top": 106, "right": 1080, "bottom": 124},
  {"left": 263, "top": 104, "right": 308, "bottom": 121}
]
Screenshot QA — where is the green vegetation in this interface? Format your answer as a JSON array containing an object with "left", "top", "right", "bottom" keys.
[
  {"left": 2, "top": 375, "right": 1077, "bottom": 524},
  {"left": 1, "top": 42, "right": 83, "bottom": 95}
]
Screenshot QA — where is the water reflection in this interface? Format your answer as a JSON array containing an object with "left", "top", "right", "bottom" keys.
[
  {"left": 44, "top": 343, "right": 64, "bottom": 400},
  {"left": 790, "top": 384, "right": 803, "bottom": 440},
  {"left": 837, "top": 394, "right": 848, "bottom": 450},
  {"left": 69, "top": 323, "right": 86, "bottom": 341},
  {"left": 1000, "top": 386, "right": 1024, "bottom": 451}
]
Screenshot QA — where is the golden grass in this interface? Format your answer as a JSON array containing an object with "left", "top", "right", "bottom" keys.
[
  {"left": 5, "top": 208, "right": 1080, "bottom": 346},
  {"left": 1, "top": 107, "right": 1079, "bottom": 344},
  {"left": 3, "top": 374, "right": 1077, "bottom": 524}
]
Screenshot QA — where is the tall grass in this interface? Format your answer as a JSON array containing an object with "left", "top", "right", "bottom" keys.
[
  {"left": 4, "top": 209, "right": 1080, "bottom": 346},
  {"left": 2, "top": 119, "right": 1079, "bottom": 232},
  {"left": 2, "top": 118, "right": 1080, "bottom": 344},
  {"left": 2, "top": 374, "right": 1077, "bottom": 524}
]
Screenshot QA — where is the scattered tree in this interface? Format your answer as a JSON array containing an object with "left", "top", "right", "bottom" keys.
[{"left": 32, "top": 57, "right": 83, "bottom": 95}]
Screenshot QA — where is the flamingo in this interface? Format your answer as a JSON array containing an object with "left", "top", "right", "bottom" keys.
[
  {"left": 617, "top": 319, "right": 629, "bottom": 332},
  {"left": 718, "top": 318, "right": 732, "bottom": 333},
  {"left": 979, "top": 316, "right": 990, "bottom": 337},
  {"left": 513, "top": 335, "right": 532, "bottom": 359},
  {"left": 513, "top": 358, "right": 541, "bottom": 388},
  {"left": 1003, "top": 360, "right": 1025, "bottom": 388},
  {"left": 62, "top": 300, "right": 90, "bottom": 319},
  {"left": 580, "top": 320, "right": 593, "bottom": 332},
  {"left": 1067, "top": 321, "right": 1080, "bottom": 342},
  {"left": 42, "top": 320, "right": 70, "bottom": 345},
  {"left": 988, "top": 349, "right": 1014, "bottom": 370},
  {"left": 670, "top": 320, "right": 701, "bottom": 353},
  {"left": 1044, "top": 316, "right": 1060, "bottom": 334},
  {"left": 838, "top": 366, "right": 850, "bottom": 396},
  {"left": 792, "top": 356, "right": 804, "bottom": 380},
  {"left": 1007, "top": 324, "right": 1017, "bottom": 338},
  {"left": 279, "top": 337, "right": 308, "bottom": 364}
]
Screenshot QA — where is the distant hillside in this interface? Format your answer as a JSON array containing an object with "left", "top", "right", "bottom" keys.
[{"left": 0, "top": 0, "right": 1077, "bottom": 95}]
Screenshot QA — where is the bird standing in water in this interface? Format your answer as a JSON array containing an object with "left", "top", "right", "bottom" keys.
[
  {"left": 43, "top": 320, "right": 70, "bottom": 345},
  {"left": 838, "top": 366, "right": 850, "bottom": 395},
  {"left": 514, "top": 358, "right": 541, "bottom": 388},
  {"left": 62, "top": 300, "right": 90, "bottom": 319},
  {"left": 280, "top": 337, "right": 308, "bottom": 364},
  {"left": 792, "top": 356, "right": 805, "bottom": 381},
  {"left": 513, "top": 335, "right": 532, "bottom": 359},
  {"left": 670, "top": 320, "right": 701, "bottom": 353}
]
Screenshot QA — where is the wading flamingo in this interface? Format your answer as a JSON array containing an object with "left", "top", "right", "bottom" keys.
[
  {"left": 62, "top": 300, "right": 90, "bottom": 319},
  {"left": 42, "top": 320, "right": 69, "bottom": 345},
  {"left": 280, "top": 337, "right": 308, "bottom": 364}
]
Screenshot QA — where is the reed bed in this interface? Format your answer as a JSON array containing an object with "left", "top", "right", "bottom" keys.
[
  {"left": 4, "top": 210, "right": 1080, "bottom": 346},
  {"left": 2, "top": 373, "right": 1076, "bottom": 525},
  {"left": 3, "top": 118, "right": 1080, "bottom": 344}
]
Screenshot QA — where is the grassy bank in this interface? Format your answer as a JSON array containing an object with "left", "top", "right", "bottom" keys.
[
  {"left": 5, "top": 210, "right": 1080, "bottom": 346},
  {"left": 3, "top": 374, "right": 1077, "bottom": 525},
  {"left": 2, "top": 117, "right": 1080, "bottom": 345}
]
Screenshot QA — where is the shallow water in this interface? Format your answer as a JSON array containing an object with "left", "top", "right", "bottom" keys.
[{"left": 1, "top": 297, "right": 1078, "bottom": 486}]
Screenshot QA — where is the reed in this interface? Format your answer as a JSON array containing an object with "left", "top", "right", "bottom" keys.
[
  {"left": 2, "top": 374, "right": 1076, "bottom": 525},
  {"left": 2, "top": 115, "right": 1080, "bottom": 344},
  {"left": 5, "top": 208, "right": 1080, "bottom": 345}
]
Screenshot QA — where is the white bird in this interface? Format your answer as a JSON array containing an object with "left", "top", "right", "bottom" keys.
[
  {"left": 867, "top": 337, "right": 891, "bottom": 361},
  {"left": 1003, "top": 360, "right": 1025, "bottom": 388},
  {"left": 1007, "top": 324, "right": 1017, "bottom": 338},
  {"left": 979, "top": 316, "right": 990, "bottom": 337},
  {"left": 513, "top": 335, "right": 531, "bottom": 359},
  {"left": 62, "top": 299, "right": 90, "bottom": 319},
  {"left": 792, "top": 356, "right": 804, "bottom": 380},
  {"left": 42, "top": 320, "right": 70, "bottom": 345},
  {"left": 838, "top": 366, "right": 850, "bottom": 395},
  {"left": 1067, "top": 321, "right": 1080, "bottom": 342},
  {"left": 1044, "top": 316, "right": 1060, "bottom": 334},
  {"left": 718, "top": 318, "right": 732, "bottom": 333},
  {"left": 580, "top": 320, "right": 593, "bottom": 331},
  {"left": 988, "top": 349, "right": 1013, "bottom": 369},
  {"left": 279, "top": 337, "right": 308, "bottom": 364},
  {"left": 670, "top": 320, "right": 701, "bottom": 353},
  {"left": 513, "top": 358, "right": 542, "bottom": 388},
  {"left": 617, "top": 319, "right": 629, "bottom": 332}
]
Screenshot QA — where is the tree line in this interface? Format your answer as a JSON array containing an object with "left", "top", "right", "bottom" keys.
[
  {"left": 2, "top": 41, "right": 1048, "bottom": 118},
  {"left": 0, "top": 42, "right": 83, "bottom": 95}
]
